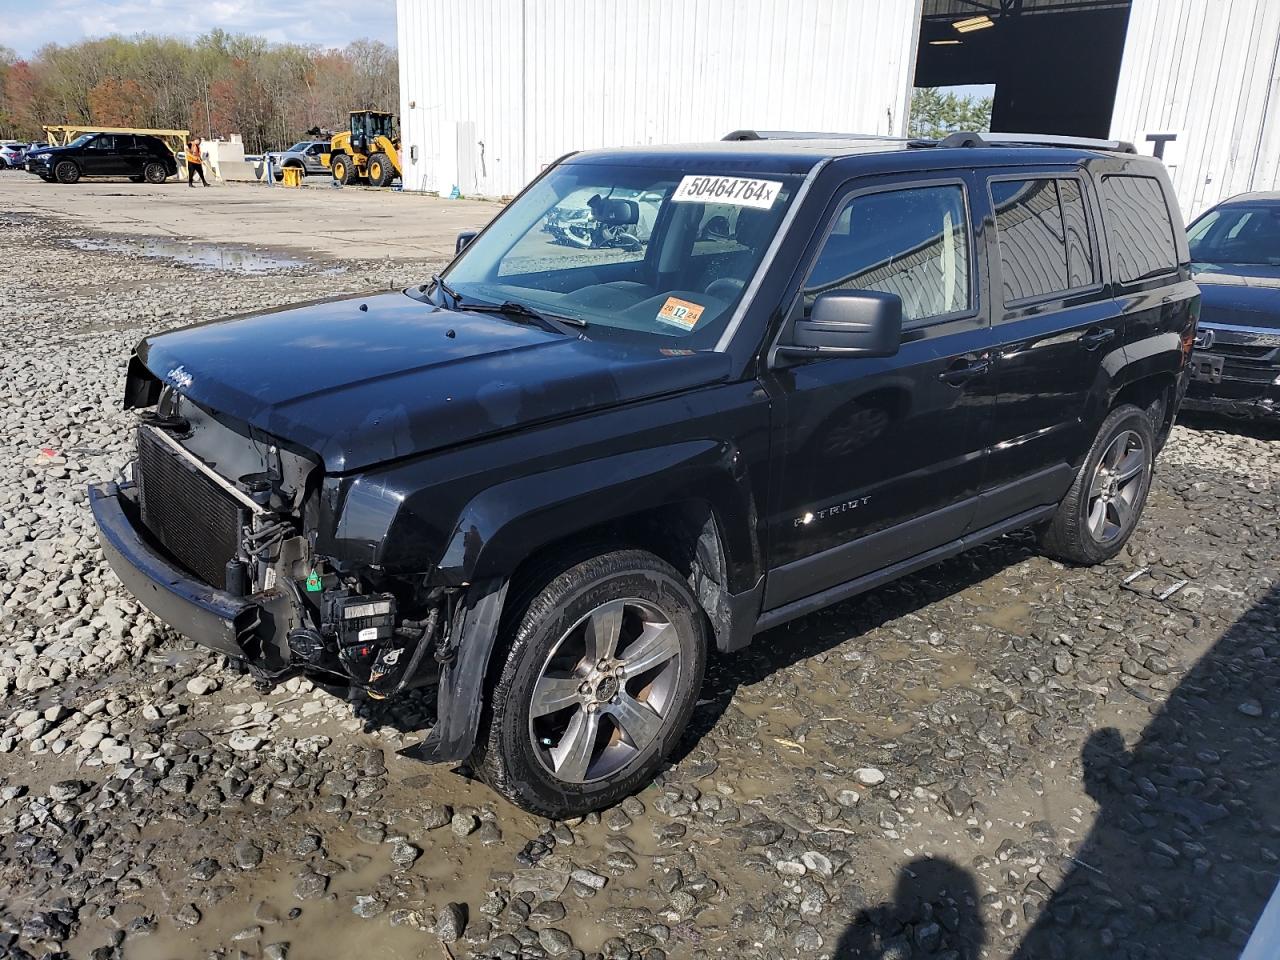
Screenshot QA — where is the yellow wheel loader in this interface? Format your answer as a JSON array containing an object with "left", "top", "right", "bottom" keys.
[{"left": 325, "top": 110, "right": 401, "bottom": 187}]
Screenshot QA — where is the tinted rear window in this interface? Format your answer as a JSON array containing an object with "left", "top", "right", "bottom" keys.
[
  {"left": 1100, "top": 175, "right": 1179, "bottom": 283},
  {"left": 990, "top": 177, "right": 1096, "bottom": 304}
]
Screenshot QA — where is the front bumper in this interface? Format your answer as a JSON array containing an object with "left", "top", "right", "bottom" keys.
[{"left": 90, "top": 481, "right": 266, "bottom": 659}]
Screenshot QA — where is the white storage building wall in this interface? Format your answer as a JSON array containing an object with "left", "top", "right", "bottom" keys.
[
  {"left": 1110, "top": 0, "right": 1280, "bottom": 219},
  {"left": 397, "top": 0, "right": 923, "bottom": 198}
]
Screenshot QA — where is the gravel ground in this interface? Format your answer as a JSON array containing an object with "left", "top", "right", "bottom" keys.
[{"left": 1, "top": 210, "right": 1278, "bottom": 960}]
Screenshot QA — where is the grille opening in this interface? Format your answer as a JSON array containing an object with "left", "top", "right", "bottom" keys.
[{"left": 137, "top": 426, "right": 244, "bottom": 589}]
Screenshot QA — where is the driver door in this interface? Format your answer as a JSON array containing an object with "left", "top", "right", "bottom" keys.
[
  {"left": 81, "top": 135, "right": 123, "bottom": 176},
  {"left": 762, "top": 174, "right": 997, "bottom": 611}
]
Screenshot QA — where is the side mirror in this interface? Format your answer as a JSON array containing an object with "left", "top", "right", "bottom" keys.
[
  {"left": 778, "top": 290, "right": 902, "bottom": 359},
  {"left": 455, "top": 230, "right": 479, "bottom": 254}
]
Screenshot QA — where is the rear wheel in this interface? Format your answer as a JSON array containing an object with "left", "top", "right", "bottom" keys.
[
  {"left": 473, "top": 549, "right": 707, "bottom": 817},
  {"left": 366, "top": 152, "right": 393, "bottom": 187},
  {"left": 331, "top": 154, "right": 354, "bottom": 185},
  {"left": 143, "top": 162, "right": 168, "bottom": 184},
  {"left": 1039, "top": 404, "right": 1154, "bottom": 565},
  {"left": 54, "top": 160, "right": 80, "bottom": 184}
]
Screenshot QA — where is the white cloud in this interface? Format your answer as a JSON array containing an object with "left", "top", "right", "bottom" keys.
[{"left": 0, "top": 0, "right": 397, "bottom": 56}]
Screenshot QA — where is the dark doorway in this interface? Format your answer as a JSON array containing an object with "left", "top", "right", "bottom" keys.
[{"left": 915, "top": 0, "right": 1134, "bottom": 138}]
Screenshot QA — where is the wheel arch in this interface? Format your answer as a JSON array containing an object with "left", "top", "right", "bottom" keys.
[
  {"left": 395, "top": 445, "right": 764, "bottom": 764},
  {"left": 1110, "top": 369, "right": 1179, "bottom": 449}
]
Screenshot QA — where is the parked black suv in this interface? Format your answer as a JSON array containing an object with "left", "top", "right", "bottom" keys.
[
  {"left": 26, "top": 133, "right": 177, "bottom": 184},
  {"left": 90, "top": 131, "right": 1198, "bottom": 815},
  {"left": 1182, "top": 191, "right": 1280, "bottom": 421}
]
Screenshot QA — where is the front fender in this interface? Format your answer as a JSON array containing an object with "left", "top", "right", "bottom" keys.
[{"left": 426, "top": 439, "right": 763, "bottom": 594}]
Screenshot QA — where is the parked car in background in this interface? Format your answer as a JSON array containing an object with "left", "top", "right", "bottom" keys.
[
  {"left": 264, "top": 140, "right": 330, "bottom": 179},
  {"left": 91, "top": 130, "right": 1196, "bottom": 816},
  {"left": 26, "top": 133, "right": 177, "bottom": 184},
  {"left": 1183, "top": 192, "right": 1280, "bottom": 422},
  {"left": 0, "top": 143, "right": 26, "bottom": 169}
]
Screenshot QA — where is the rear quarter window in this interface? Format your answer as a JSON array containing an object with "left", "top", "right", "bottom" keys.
[{"left": 1100, "top": 175, "right": 1179, "bottom": 283}]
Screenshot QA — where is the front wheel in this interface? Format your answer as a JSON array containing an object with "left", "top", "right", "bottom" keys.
[
  {"left": 366, "top": 152, "right": 393, "bottom": 187},
  {"left": 331, "top": 154, "right": 353, "bottom": 185},
  {"left": 54, "top": 160, "right": 80, "bottom": 184},
  {"left": 1039, "top": 404, "right": 1154, "bottom": 565},
  {"left": 473, "top": 549, "right": 707, "bottom": 817}
]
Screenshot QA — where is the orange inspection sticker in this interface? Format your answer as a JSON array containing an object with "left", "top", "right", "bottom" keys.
[{"left": 656, "top": 296, "right": 704, "bottom": 330}]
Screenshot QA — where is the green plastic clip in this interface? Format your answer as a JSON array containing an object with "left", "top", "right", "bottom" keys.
[{"left": 305, "top": 569, "right": 322, "bottom": 592}]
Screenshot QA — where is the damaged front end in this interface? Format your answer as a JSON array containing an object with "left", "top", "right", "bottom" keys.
[{"left": 94, "top": 376, "right": 456, "bottom": 702}]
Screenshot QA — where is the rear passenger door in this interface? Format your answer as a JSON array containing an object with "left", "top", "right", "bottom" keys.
[
  {"left": 763, "top": 175, "right": 997, "bottom": 610},
  {"left": 972, "top": 170, "right": 1120, "bottom": 529}
]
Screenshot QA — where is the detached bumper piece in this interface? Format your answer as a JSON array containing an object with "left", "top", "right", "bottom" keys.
[{"left": 89, "top": 482, "right": 261, "bottom": 659}]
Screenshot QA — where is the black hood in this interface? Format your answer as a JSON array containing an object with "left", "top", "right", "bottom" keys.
[
  {"left": 1193, "top": 263, "right": 1280, "bottom": 330},
  {"left": 134, "top": 290, "right": 732, "bottom": 473}
]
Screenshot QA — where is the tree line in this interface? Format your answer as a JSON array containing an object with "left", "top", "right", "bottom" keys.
[{"left": 0, "top": 30, "right": 398, "bottom": 154}]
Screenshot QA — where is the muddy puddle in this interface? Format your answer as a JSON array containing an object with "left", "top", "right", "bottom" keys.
[{"left": 69, "top": 237, "right": 344, "bottom": 275}]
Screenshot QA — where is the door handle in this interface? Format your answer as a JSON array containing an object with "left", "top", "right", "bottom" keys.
[
  {"left": 1081, "top": 327, "right": 1117, "bottom": 350},
  {"left": 938, "top": 358, "right": 990, "bottom": 385}
]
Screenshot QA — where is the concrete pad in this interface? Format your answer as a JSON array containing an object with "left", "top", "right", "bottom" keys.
[{"left": 0, "top": 174, "right": 499, "bottom": 262}]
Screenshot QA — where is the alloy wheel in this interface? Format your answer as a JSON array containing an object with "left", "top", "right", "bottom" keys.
[
  {"left": 528, "top": 597, "right": 682, "bottom": 784},
  {"left": 1086, "top": 429, "right": 1147, "bottom": 542}
]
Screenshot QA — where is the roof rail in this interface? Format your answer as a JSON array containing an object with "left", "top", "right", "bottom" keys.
[
  {"left": 928, "top": 131, "right": 1137, "bottom": 154},
  {"left": 722, "top": 129, "right": 902, "bottom": 142}
]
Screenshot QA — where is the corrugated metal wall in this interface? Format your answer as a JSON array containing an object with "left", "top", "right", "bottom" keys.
[
  {"left": 398, "top": 0, "right": 922, "bottom": 198},
  {"left": 1110, "top": 0, "right": 1280, "bottom": 219}
]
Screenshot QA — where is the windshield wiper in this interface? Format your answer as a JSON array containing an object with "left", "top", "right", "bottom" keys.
[
  {"left": 429, "top": 273, "right": 461, "bottom": 308},
  {"left": 460, "top": 299, "right": 588, "bottom": 335}
]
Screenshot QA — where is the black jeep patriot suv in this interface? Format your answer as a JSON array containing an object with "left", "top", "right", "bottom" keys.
[{"left": 91, "top": 131, "right": 1198, "bottom": 816}]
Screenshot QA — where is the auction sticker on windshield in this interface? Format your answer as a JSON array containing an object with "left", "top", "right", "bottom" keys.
[{"left": 672, "top": 175, "right": 782, "bottom": 209}]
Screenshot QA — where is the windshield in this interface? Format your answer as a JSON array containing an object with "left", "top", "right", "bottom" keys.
[
  {"left": 444, "top": 162, "right": 801, "bottom": 345},
  {"left": 286, "top": 141, "right": 309, "bottom": 152},
  {"left": 67, "top": 135, "right": 94, "bottom": 148},
  {"left": 1189, "top": 205, "right": 1280, "bottom": 266}
]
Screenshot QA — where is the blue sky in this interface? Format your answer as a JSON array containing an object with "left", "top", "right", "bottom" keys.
[{"left": 0, "top": 0, "right": 397, "bottom": 55}]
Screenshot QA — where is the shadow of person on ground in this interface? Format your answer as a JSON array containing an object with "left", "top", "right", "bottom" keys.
[
  {"left": 833, "top": 856, "right": 985, "bottom": 959},
  {"left": 1012, "top": 584, "right": 1280, "bottom": 960}
]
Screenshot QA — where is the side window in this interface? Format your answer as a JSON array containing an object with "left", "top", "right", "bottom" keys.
[
  {"left": 1058, "top": 179, "right": 1095, "bottom": 287},
  {"left": 991, "top": 179, "right": 1067, "bottom": 302},
  {"left": 803, "top": 184, "right": 971, "bottom": 324},
  {"left": 1100, "top": 175, "right": 1179, "bottom": 283},
  {"left": 88, "top": 135, "right": 116, "bottom": 151},
  {"left": 990, "top": 177, "right": 1097, "bottom": 304}
]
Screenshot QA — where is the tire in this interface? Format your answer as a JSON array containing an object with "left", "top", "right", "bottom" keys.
[
  {"left": 473, "top": 548, "right": 708, "bottom": 817},
  {"left": 366, "top": 152, "right": 393, "bottom": 187},
  {"left": 1039, "top": 404, "right": 1155, "bottom": 565},
  {"left": 143, "top": 162, "right": 168, "bottom": 184},
  {"left": 54, "top": 161, "right": 80, "bottom": 184},
  {"left": 331, "top": 154, "right": 353, "bottom": 185}
]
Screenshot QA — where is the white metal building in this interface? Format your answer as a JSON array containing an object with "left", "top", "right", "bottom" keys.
[{"left": 397, "top": 0, "right": 1280, "bottom": 218}]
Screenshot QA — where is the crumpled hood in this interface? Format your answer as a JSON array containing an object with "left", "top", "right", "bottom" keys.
[
  {"left": 134, "top": 290, "right": 732, "bottom": 473},
  {"left": 1193, "top": 263, "right": 1280, "bottom": 330}
]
